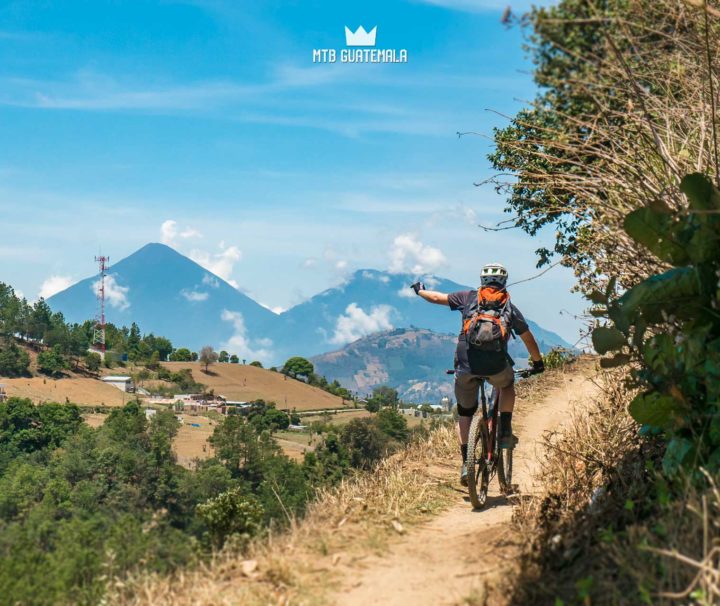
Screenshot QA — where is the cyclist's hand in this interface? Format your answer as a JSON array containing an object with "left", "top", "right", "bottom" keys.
[
  {"left": 531, "top": 358, "right": 545, "bottom": 375},
  {"left": 410, "top": 282, "right": 426, "bottom": 295}
]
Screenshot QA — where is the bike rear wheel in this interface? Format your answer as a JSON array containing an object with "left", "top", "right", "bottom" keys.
[{"left": 466, "top": 414, "right": 489, "bottom": 509}]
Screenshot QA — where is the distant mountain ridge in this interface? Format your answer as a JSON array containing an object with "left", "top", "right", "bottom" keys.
[
  {"left": 311, "top": 324, "right": 571, "bottom": 403},
  {"left": 47, "top": 243, "right": 575, "bottom": 368},
  {"left": 47, "top": 243, "right": 277, "bottom": 359}
]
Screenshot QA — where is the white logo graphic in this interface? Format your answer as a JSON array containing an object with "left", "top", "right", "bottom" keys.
[
  {"left": 313, "top": 26, "right": 407, "bottom": 64},
  {"left": 344, "top": 26, "right": 377, "bottom": 47}
]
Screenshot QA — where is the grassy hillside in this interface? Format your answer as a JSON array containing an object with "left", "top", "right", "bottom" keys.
[
  {"left": 160, "top": 362, "right": 347, "bottom": 411},
  {"left": 2, "top": 376, "right": 129, "bottom": 406}
]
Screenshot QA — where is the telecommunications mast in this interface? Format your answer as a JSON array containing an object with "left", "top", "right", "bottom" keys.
[{"left": 93, "top": 255, "right": 109, "bottom": 355}]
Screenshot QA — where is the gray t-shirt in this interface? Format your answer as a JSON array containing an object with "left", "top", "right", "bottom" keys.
[{"left": 447, "top": 290, "right": 530, "bottom": 375}]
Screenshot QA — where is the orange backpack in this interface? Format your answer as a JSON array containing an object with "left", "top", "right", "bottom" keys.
[{"left": 462, "top": 287, "right": 512, "bottom": 352}]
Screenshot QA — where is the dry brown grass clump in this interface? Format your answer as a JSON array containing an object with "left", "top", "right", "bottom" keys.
[
  {"left": 109, "top": 424, "right": 457, "bottom": 606},
  {"left": 496, "top": 369, "right": 720, "bottom": 605}
]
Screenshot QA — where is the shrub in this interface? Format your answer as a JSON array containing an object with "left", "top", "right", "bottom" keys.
[
  {"left": 197, "top": 487, "right": 264, "bottom": 549},
  {"left": 0, "top": 342, "right": 29, "bottom": 377},
  {"left": 591, "top": 174, "right": 720, "bottom": 477},
  {"left": 37, "top": 345, "right": 68, "bottom": 377},
  {"left": 84, "top": 351, "right": 102, "bottom": 373},
  {"left": 341, "top": 418, "right": 390, "bottom": 470}
]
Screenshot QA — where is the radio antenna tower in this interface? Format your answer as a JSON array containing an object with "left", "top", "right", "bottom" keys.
[{"left": 93, "top": 255, "right": 110, "bottom": 355}]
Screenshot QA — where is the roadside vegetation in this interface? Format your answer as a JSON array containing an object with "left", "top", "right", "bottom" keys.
[
  {"left": 483, "top": 0, "right": 720, "bottom": 603},
  {"left": 0, "top": 383, "right": 427, "bottom": 604}
]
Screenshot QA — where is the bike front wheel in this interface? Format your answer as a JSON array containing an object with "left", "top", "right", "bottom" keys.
[
  {"left": 466, "top": 414, "right": 489, "bottom": 509},
  {"left": 497, "top": 445, "right": 513, "bottom": 494}
]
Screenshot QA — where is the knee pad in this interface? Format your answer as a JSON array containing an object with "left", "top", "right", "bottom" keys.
[{"left": 457, "top": 403, "right": 478, "bottom": 417}]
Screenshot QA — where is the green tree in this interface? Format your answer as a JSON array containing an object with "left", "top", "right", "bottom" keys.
[
  {"left": 250, "top": 406, "right": 290, "bottom": 433},
  {"left": 146, "top": 350, "right": 161, "bottom": 370},
  {"left": 218, "top": 350, "right": 229, "bottom": 363},
  {"left": 197, "top": 487, "right": 264, "bottom": 548},
  {"left": 0, "top": 342, "right": 30, "bottom": 377},
  {"left": 376, "top": 408, "right": 409, "bottom": 442},
  {"left": 282, "top": 356, "right": 314, "bottom": 378},
  {"left": 127, "top": 322, "right": 142, "bottom": 362},
  {"left": 340, "top": 418, "right": 390, "bottom": 470},
  {"left": 84, "top": 352, "right": 102, "bottom": 373},
  {"left": 169, "top": 347, "right": 193, "bottom": 362},
  {"left": 229, "top": 354, "right": 239, "bottom": 364},
  {"left": 366, "top": 385, "right": 399, "bottom": 411},
  {"left": 249, "top": 360, "right": 263, "bottom": 368},
  {"left": 37, "top": 345, "right": 68, "bottom": 377},
  {"left": 143, "top": 334, "right": 173, "bottom": 361}
]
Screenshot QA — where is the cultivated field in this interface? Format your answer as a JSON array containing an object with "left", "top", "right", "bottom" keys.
[
  {"left": 3, "top": 377, "right": 130, "bottom": 407},
  {"left": 161, "top": 362, "right": 347, "bottom": 411}
]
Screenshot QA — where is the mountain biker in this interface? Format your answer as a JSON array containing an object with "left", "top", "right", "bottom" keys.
[{"left": 411, "top": 263, "right": 545, "bottom": 486}]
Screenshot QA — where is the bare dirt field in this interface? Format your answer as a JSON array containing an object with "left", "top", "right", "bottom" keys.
[
  {"left": 3, "top": 377, "right": 130, "bottom": 407},
  {"left": 161, "top": 362, "right": 347, "bottom": 411},
  {"left": 174, "top": 414, "right": 217, "bottom": 467}
]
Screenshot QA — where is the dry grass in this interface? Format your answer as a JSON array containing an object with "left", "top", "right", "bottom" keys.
[
  {"left": 3, "top": 376, "right": 130, "bottom": 406},
  {"left": 109, "top": 425, "right": 457, "bottom": 606},
  {"left": 483, "top": 368, "right": 720, "bottom": 605},
  {"left": 160, "top": 362, "right": 347, "bottom": 411}
]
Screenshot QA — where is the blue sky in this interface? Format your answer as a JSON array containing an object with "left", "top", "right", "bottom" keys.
[{"left": 0, "top": 0, "right": 584, "bottom": 343}]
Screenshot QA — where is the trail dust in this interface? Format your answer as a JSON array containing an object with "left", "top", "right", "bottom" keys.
[{"left": 330, "top": 362, "right": 600, "bottom": 606}]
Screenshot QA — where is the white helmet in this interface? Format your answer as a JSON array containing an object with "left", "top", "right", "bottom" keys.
[{"left": 480, "top": 263, "right": 508, "bottom": 288}]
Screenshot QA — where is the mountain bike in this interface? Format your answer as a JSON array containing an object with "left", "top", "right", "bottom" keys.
[{"left": 448, "top": 368, "right": 531, "bottom": 510}]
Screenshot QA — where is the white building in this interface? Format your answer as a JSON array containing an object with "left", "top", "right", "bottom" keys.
[{"left": 102, "top": 375, "right": 134, "bottom": 393}]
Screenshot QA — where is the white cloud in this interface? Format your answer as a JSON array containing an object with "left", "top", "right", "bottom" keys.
[
  {"left": 388, "top": 234, "right": 447, "bottom": 275},
  {"left": 190, "top": 244, "right": 242, "bottom": 288},
  {"left": 39, "top": 275, "right": 73, "bottom": 299},
  {"left": 336, "top": 260, "right": 348, "bottom": 270},
  {"left": 220, "top": 310, "right": 273, "bottom": 361},
  {"left": 397, "top": 275, "right": 439, "bottom": 299},
  {"left": 362, "top": 270, "right": 390, "bottom": 283},
  {"left": 202, "top": 274, "right": 220, "bottom": 288},
  {"left": 92, "top": 274, "right": 130, "bottom": 311},
  {"left": 331, "top": 303, "right": 395, "bottom": 345},
  {"left": 181, "top": 289, "right": 209, "bottom": 302},
  {"left": 161, "top": 219, "right": 202, "bottom": 246},
  {"left": 302, "top": 257, "right": 317, "bottom": 268}
]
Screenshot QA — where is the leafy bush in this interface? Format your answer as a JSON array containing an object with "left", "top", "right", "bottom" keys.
[
  {"left": 375, "top": 408, "right": 409, "bottom": 442},
  {"left": 341, "top": 418, "right": 390, "bottom": 470},
  {"left": 591, "top": 173, "right": 720, "bottom": 477},
  {"left": 0, "top": 342, "right": 29, "bottom": 377},
  {"left": 542, "top": 347, "right": 577, "bottom": 370},
  {"left": 197, "top": 487, "right": 264, "bottom": 548},
  {"left": 37, "top": 344, "right": 68, "bottom": 377},
  {"left": 84, "top": 351, "right": 102, "bottom": 372}
]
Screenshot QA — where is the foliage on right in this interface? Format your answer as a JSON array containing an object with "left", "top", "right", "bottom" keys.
[{"left": 592, "top": 173, "right": 720, "bottom": 476}]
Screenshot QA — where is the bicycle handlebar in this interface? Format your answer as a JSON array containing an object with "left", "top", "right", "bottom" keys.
[{"left": 445, "top": 368, "right": 534, "bottom": 378}]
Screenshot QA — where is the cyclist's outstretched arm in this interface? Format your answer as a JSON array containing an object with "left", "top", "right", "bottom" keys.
[
  {"left": 418, "top": 289, "right": 449, "bottom": 306},
  {"left": 518, "top": 330, "right": 542, "bottom": 362}
]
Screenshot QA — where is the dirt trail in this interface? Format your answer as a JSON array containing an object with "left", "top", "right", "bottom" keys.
[{"left": 331, "top": 365, "right": 600, "bottom": 606}]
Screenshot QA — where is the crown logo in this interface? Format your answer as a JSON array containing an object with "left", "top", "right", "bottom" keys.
[{"left": 345, "top": 26, "right": 377, "bottom": 47}]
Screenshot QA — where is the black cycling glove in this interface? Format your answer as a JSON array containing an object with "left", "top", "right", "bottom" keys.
[
  {"left": 531, "top": 358, "right": 545, "bottom": 374},
  {"left": 410, "top": 282, "right": 426, "bottom": 295}
]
